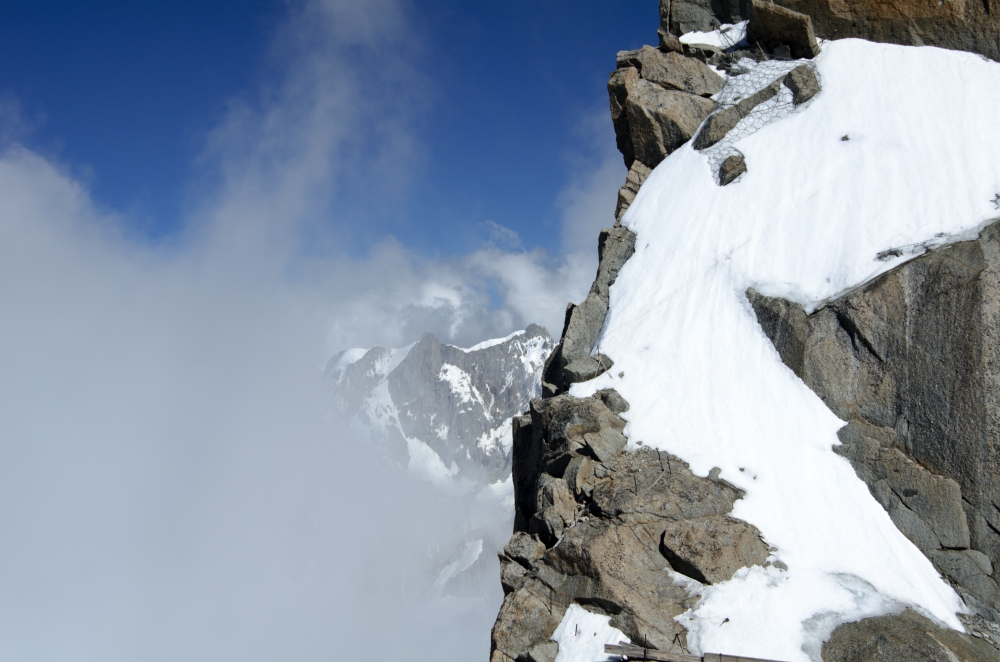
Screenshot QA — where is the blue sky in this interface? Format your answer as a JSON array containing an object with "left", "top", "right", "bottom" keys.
[{"left": 1, "top": 1, "right": 656, "bottom": 257}]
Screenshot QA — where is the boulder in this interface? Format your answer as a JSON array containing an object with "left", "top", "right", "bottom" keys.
[
  {"left": 693, "top": 81, "right": 781, "bottom": 150},
  {"left": 746, "top": 0, "right": 820, "bottom": 59},
  {"left": 657, "top": 29, "right": 684, "bottom": 54},
  {"left": 660, "top": 0, "right": 744, "bottom": 36},
  {"left": 617, "top": 46, "right": 725, "bottom": 97},
  {"left": 823, "top": 609, "right": 1000, "bottom": 661},
  {"left": 562, "top": 354, "right": 615, "bottom": 385},
  {"left": 718, "top": 153, "right": 746, "bottom": 185},
  {"left": 627, "top": 79, "right": 715, "bottom": 167},
  {"left": 616, "top": 160, "right": 652, "bottom": 223},
  {"left": 505, "top": 531, "right": 546, "bottom": 568},
  {"left": 659, "top": 515, "right": 770, "bottom": 584},
  {"left": 783, "top": 64, "right": 821, "bottom": 105}
]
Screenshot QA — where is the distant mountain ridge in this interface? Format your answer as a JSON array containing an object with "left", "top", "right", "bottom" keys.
[{"left": 326, "top": 324, "right": 552, "bottom": 486}]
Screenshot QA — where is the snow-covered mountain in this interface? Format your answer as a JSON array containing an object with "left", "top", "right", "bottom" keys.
[{"left": 326, "top": 324, "right": 552, "bottom": 486}]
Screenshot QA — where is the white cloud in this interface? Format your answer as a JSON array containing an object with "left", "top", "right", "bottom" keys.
[{"left": 0, "top": 0, "right": 630, "bottom": 659}]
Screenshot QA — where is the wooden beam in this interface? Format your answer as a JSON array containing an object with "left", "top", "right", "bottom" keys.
[{"left": 604, "top": 643, "right": 787, "bottom": 662}]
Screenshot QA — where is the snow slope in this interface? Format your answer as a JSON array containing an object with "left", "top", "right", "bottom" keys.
[{"left": 572, "top": 39, "right": 1000, "bottom": 660}]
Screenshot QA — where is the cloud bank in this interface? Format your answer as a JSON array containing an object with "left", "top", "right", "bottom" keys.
[{"left": 0, "top": 0, "right": 623, "bottom": 659}]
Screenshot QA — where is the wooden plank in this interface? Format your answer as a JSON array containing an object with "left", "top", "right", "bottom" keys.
[
  {"left": 604, "top": 643, "right": 787, "bottom": 662},
  {"left": 604, "top": 643, "right": 700, "bottom": 662}
]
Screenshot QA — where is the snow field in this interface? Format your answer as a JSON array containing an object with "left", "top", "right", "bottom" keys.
[{"left": 567, "top": 39, "right": 1000, "bottom": 660}]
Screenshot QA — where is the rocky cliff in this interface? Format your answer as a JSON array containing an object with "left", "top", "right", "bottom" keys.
[
  {"left": 491, "top": 2, "right": 1000, "bottom": 661},
  {"left": 327, "top": 324, "right": 552, "bottom": 485}
]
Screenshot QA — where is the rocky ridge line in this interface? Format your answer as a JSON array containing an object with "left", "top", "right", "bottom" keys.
[{"left": 493, "top": 1, "right": 1000, "bottom": 661}]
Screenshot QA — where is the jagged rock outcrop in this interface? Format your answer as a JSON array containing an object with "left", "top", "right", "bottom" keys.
[
  {"left": 745, "top": 0, "right": 820, "bottom": 59},
  {"left": 767, "top": 0, "right": 1000, "bottom": 62},
  {"left": 491, "top": 391, "right": 772, "bottom": 662},
  {"left": 748, "top": 219, "right": 1000, "bottom": 630},
  {"left": 661, "top": 0, "right": 1000, "bottom": 62},
  {"left": 541, "top": 229, "right": 635, "bottom": 397},
  {"left": 608, "top": 43, "right": 721, "bottom": 170},
  {"left": 822, "top": 609, "right": 1000, "bottom": 661}
]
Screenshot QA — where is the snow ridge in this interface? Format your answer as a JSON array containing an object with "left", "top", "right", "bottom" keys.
[{"left": 571, "top": 38, "right": 1000, "bottom": 660}]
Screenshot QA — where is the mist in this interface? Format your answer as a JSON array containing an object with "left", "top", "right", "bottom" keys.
[{"left": 0, "top": 1, "right": 623, "bottom": 659}]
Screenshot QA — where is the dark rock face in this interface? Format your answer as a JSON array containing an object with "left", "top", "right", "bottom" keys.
[
  {"left": 693, "top": 81, "right": 781, "bottom": 150},
  {"left": 718, "top": 153, "right": 746, "bottom": 185},
  {"left": 491, "top": 392, "right": 771, "bottom": 662},
  {"left": 823, "top": 609, "right": 1000, "bottom": 661},
  {"left": 784, "top": 64, "right": 821, "bottom": 105},
  {"left": 542, "top": 228, "right": 635, "bottom": 397},
  {"left": 326, "top": 325, "right": 552, "bottom": 483},
  {"left": 746, "top": 0, "right": 820, "bottom": 59},
  {"left": 617, "top": 46, "right": 725, "bottom": 97},
  {"left": 768, "top": 0, "right": 1000, "bottom": 62},
  {"left": 660, "top": 0, "right": 745, "bottom": 35},
  {"left": 608, "top": 45, "right": 717, "bottom": 170},
  {"left": 747, "top": 220, "right": 1000, "bottom": 626},
  {"left": 615, "top": 161, "right": 652, "bottom": 223},
  {"left": 628, "top": 79, "right": 716, "bottom": 169},
  {"left": 660, "top": 0, "right": 1000, "bottom": 62}
]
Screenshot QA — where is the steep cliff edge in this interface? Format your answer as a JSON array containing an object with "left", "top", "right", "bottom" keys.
[{"left": 492, "top": 2, "right": 1000, "bottom": 661}]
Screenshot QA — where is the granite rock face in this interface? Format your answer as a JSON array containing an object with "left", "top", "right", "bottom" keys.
[
  {"left": 615, "top": 161, "right": 652, "bottom": 223},
  {"left": 659, "top": 0, "right": 1000, "bottom": 62},
  {"left": 748, "top": 220, "right": 1000, "bottom": 626},
  {"left": 767, "top": 0, "right": 1000, "bottom": 62},
  {"left": 823, "top": 609, "right": 1000, "bottom": 661},
  {"left": 746, "top": 0, "right": 820, "bottom": 59},
  {"left": 491, "top": 392, "right": 771, "bottom": 662},
  {"left": 608, "top": 45, "right": 717, "bottom": 170},
  {"left": 542, "top": 228, "right": 635, "bottom": 397}
]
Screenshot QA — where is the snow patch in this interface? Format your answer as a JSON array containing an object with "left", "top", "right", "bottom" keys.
[
  {"left": 458, "top": 330, "right": 526, "bottom": 352},
  {"left": 679, "top": 21, "right": 747, "bottom": 49},
  {"left": 551, "top": 604, "right": 630, "bottom": 662}
]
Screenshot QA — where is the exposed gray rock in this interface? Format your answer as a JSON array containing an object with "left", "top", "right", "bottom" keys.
[
  {"left": 660, "top": 515, "right": 769, "bottom": 584},
  {"left": 563, "top": 354, "right": 614, "bottom": 385},
  {"left": 530, "top": 474, "right": 579, "bottom": 545},
  {"left": 718, "top": 153, "right": 746, "bottom": 186},
  {"left": 505, "top": 531, "right": 546, "bottom": 568},
  {"left": 627, "top": 79, "right": 715, "bottom": 168},
  {"left": 616, "top": 160, "right": 652, "bottom": 224},
  {"left": 768, "top": 0, "right": 1000, "bottom": 62},
  {"left": 493, "top": 389, "right": 771, "bottom": 662},
  {"left": 784, "top": 64, "right": 821, "bottom": 106},
  {"left": 660, "top": 0, "right": 743, "bottom": 35},
  {"left": 746, "top": 0, "right": 820, "bottom": 59},
  {"left": 747, "top": 219, "right": 1000, "bottom": 624},
  {"left": 524, "top": 641, "right": 559, "bottom": 662},
  {"left": 617, "top": 46, "right": 725, "bottom": 97},
  {"left": 608, "top": 67, "right": 639, "bottom": 168},
  {"left": 693, "top": 80, "right": 781, "bottom": 150},
  {"left": 657, "top": 29, "right": 684, "bottom": 54},
  {"left": 823, "top": 609, "right": 1000, "bottom": 661},
  {"left": 542, "top": 228, "right": 635, "bottom": 396}
]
